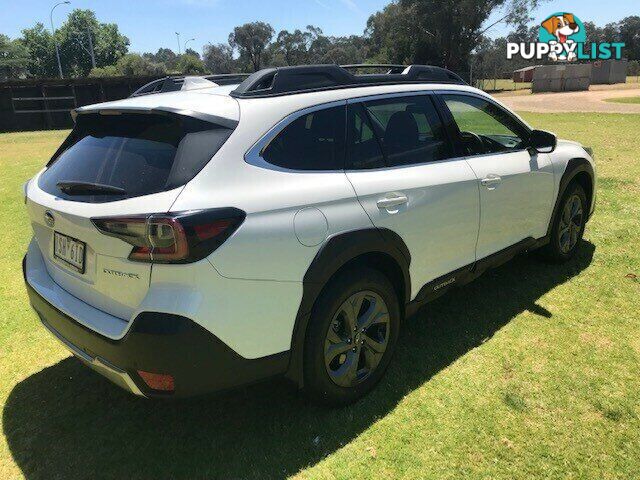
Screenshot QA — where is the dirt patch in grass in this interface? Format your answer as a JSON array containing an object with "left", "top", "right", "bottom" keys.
[{"left": 498, "top": 88, "right": 640, "bottom": 113}]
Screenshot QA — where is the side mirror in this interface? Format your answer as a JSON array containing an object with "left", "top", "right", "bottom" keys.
[{"left": 529, "top": 129, "right": 557, "bottom": 153}]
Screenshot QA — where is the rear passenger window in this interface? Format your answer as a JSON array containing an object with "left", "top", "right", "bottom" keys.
[
  {"left": 357, "top": 95, "right": 451, "bottom": 168},
  {"left": 262, "top": 106, "right": 345, "bottom": 170}
]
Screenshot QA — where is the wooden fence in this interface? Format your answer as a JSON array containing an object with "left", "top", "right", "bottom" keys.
[{"left": 0, "top": 76, "right": 162, "bottom": 132}]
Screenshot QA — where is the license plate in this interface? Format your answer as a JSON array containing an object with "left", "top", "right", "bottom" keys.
[{"left": 54, "top": 232, "right": 86, "bottom": 273}]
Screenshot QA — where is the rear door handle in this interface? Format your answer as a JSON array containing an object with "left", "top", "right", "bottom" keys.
[
  {"left": 377, "top": 193, "right": 408, "bottom": 209},
  {"left": 481, "top": 174, "right": 502, "bottom": 188}
]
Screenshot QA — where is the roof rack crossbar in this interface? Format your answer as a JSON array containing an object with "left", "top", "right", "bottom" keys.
[
  {"left": 230, "top": 64, "right": 466, "bottom": 98},
  {"left": 341, "top": 64, "right": 407, "bottom": 74}
]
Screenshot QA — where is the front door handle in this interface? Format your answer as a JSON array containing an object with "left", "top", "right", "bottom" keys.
[
  {"left": 481, "top": 174, "right": 502, "bottom": 188},
  {"left": 377, "top": 193, "right": 408, "bottom": 209}
]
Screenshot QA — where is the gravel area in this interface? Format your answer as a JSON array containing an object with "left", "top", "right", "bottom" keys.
[{"left": 495, "top": 88, "right": 640, "bottom": 113}]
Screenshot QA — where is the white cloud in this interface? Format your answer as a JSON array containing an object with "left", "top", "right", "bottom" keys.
[
  {"left": 315, "top": 0, "right": 360, "bottom": 13},
  {"left": 339, "top": 0, "right": 360, "bottom": 13}
]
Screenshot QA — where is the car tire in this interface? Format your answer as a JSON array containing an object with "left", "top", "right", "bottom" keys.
[
  {"left": 303, "top": 267, "right": 400, "bottom": 406},
  {"left": 539, "top": 182, "right": 588, "bottom": 262}
]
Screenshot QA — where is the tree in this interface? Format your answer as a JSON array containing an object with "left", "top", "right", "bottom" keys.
[
  {"left": 273, "top": 29, "right": 312, "bottom": 65},
  {"left": 143, "top": 48, "right": 178, "bottom": 70},
  {"left": 307, "top": 25, "right": 333, "bottom": 63},
  {"left": 365, "top": 2, "right": 418, "bottom": 64},
  {"left": 0, "top": 34, "right": 30, "bottom": 80},
  {"left": 89, "top": 54, "right": 165, "bottom": 77},
  {"left": 266, "top": 25, "right": 368, "bottom": 67},
  {"left": 20, "top": 23, "right": 58, "bottom": 78},
  {"left": 203, "top": 43, "right": 236, "bottom": 73},
  {"left": 228, "top": 22, "right": 274, "bottom": 71},
  {"left": 176, "top": 54, "right": 207, "bottom": 74},
  {"left": 366, "top": 0, "right": 545, "bottom": 71},
  {"left": 112, "top": 53, "right": 165, "bottom": 76},
  {"left": 56, "top": 9, "right": 129, "bottom": 77},
  {"left": 92, "top": 22, "right": 129, "bottom": 68},
  {"left": 619, "top": 16, "right": 640, "bottom": 61},
  {"left": 184, "top": 48, "right": 200, "bottom": 59},
  {"left": 88, "top": 64, "right": 118, "bottom": 77}
]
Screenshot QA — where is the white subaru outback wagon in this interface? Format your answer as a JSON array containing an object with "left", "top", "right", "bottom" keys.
[{"left": 23, "top": 65, "right": 596, "bottom": 404}]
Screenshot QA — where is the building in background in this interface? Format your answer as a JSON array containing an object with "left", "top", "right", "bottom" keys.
[
  {"left": 513, "top": 65, "right": 538, "bottom": 83},
  {"left": 531, "top": 64, "right": 592, "bottom": 93},
  {"left": 590, "top": 59, "right": 628, "bottom": 85}
]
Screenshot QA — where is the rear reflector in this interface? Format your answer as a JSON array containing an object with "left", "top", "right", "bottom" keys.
[{"left": 137, "top": 370, "right": 175, "bottom": 392}]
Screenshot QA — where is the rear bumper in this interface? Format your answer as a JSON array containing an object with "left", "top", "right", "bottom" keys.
[{"left": 23, "top": 255, "right": 289, "bottom": 398}]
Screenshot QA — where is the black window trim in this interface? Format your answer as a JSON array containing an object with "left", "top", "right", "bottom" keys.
[
  {"left": 348, "top": 102, "right": 386, "bottom": 170},
  {"left": 434, "top": 89, "right": 533, "bottom": 160},
  {"left": 344, "top": 90, "right": 458, "bottom": 171},
  {"left": 245, "top": 99, "right": 348, "bottom": 173},
  {"left": 244, "top": 88, "right": 535, "bottom": 174}
]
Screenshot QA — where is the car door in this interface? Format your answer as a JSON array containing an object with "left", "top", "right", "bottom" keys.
[
  {"left": 439, "top": 92, "right": 555, "bottom": 260},
  {"left": 344, "top": 93, "right": 480, "bottom": 300}
]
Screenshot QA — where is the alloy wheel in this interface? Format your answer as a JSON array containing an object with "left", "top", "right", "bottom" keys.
[
  {"left": 324, "top": 290, "right": 390, "bottom": 388},
  {"left": 558, "top": 194, "right": 583, "bottom": 254}
]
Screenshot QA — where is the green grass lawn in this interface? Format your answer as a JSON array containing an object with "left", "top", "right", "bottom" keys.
[
  {"left": 1, "top": 113, "right": 640, "bottom": 479},
  {"left": 605, "top": 96, "right": 640, "bottom": 104}
]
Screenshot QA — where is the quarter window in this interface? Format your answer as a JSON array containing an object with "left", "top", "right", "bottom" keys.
[
  {"left": 441, "top": 94, "right": 529, "bottom": 155},
  {"left": 262, "top": 106, "right": 345, "bottom": 170}
]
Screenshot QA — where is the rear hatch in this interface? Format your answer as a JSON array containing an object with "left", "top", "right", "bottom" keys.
[{"left": 26, "top": 99, "right": 238, "bottom": 321}]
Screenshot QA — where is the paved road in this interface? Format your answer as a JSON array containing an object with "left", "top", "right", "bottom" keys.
[{"left": 496, "top": 88, "right": 640, "bottom": 114}]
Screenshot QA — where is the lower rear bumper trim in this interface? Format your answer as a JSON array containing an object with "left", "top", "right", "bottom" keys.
[
  {"left": 40, "top": 316, "right": 145, "bottom": 396},
  {"left": 24, "top": 254, "right": 290, "bottom": 398}
]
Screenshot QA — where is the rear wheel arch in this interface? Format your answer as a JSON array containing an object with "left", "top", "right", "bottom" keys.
[{"left": 285, "top": 228, "right": 411, "bottom": 387}]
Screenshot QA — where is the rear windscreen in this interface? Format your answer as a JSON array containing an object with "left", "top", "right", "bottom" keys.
[{"left": 38, "top": 112, "right": 234, "bottom": 203}]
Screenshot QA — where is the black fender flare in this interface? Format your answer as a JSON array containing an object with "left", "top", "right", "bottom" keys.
[
  {"left": 547, "top": 157, "right": 595, "bottom": 236},
  {"left": 285, "top": 227, "right": 411, "bottom": 387}
]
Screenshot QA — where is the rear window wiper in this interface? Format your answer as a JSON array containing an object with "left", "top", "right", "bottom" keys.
[{"left": 56, "top": 181, "right": 127, "bottom": 196}]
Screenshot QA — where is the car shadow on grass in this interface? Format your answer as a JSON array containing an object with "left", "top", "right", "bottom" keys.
[{"left": 3, "top": 242, "right": 594, "bottom": 480}]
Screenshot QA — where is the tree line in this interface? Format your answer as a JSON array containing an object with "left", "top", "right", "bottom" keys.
[
  {"left": 473, "top": 16, "right": 640, "bottom": 79},
  {"left": 1, "top": 1, "right": 639, "bottom": 81}
]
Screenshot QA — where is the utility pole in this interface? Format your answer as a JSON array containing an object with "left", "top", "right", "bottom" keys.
[
  {"left": 87, "top": 26, "right": 96, "bottom": 69},
  {"left": 175, "top": 32, "right": 181, "bottom": 55},
  {"left": 75, "top": 25, "right": 96, "bottom": 70},
  {"left": 50, "top": 1, "right": 71, "bottom": 79},
  {"left": 184, "top": 38, "right": 195, "bottom": 53}
]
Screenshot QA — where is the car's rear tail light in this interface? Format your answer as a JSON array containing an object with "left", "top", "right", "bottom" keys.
[
  {"left": 92, "top": 208, "right": 245, "bottom": 263},
  {"left": 137, "top": 370, "right": 175, "bottom": 392}
]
